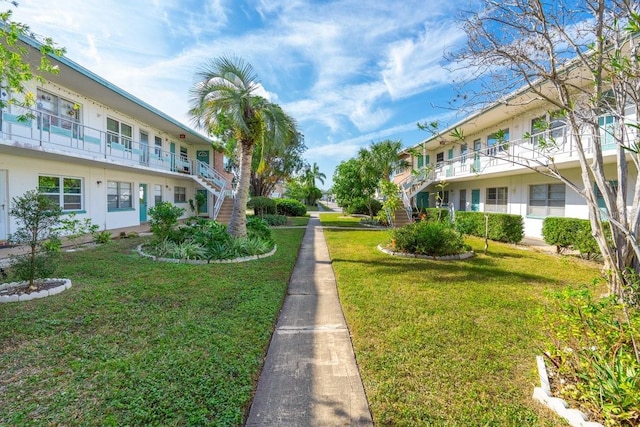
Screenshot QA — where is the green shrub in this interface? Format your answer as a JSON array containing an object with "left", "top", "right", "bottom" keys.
[
  {"left": 92, "top": 230, "right": 113, "bottom": 244},
  {"left": 541, "top": 284, "right": 640, "bottom": 426},
  {"left": 247, "top": 196, "right": 277, "bottom": 216},
  {"left": 250, "top": 214, "right": 287, "bottom": 226},
  {"left": 416, "top": 208, "right": 450, "bottom": 222},
  {"left": 148, "top": 202, "right": 185, "bottom": 241},
  {"left": 247, "top": 216, "right": 274, "bottom": 244},
  {"left": 276, "top": 198, "right": 307, "bottom": 217},
  {"left": 542, "top": 217, "right": 605, "bottom": 258},
  {"left": 454, "top": 211, "right": 524, "bottom": 243},
  {"left": 345, "top": 198, "right": 382, "bottom": 216},
  {"left": 391, "top": 221, "right": 468, "bottom": 256}
]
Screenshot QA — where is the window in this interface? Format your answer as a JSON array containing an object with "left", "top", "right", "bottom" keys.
[
  {"left": 530, "top": 116, "right": 546, "bottom": 146},
  {"left": 107, "top": 181, "right": 132, "bottom": 210},
  {"left": 36, "top": 89, "right": 81, "bottom": 135},
  {"left": 436, "top": 151, "right": 444, "bottom": 166},
  {"left": 436, "top": 190, "right": 449, "bottom": 207},
  {"left": 107, "top": 117, "right": 133, "bottom": 149},
  {"left": 460, "top": 144, "right": 468, "bottom": 163},
  {"left": 487, "top": 129, "right": 509, "bottom": 155},
  {"left": 154, "top": 136, "right": 163, "bottom": 157},
  {"left": 154, "top": 184, "right": 163, "bottom": 205},
  {"left": 485, "top": 187, "right": 508, "bottom": 213},
  {"left": 38, "top": 175, "right": 82, "bottom": 211},
  {"left": 174, "top": 186, "right": 187, "bottom": 203},
  {"left": 549, "top": 111, "right": 566, "bottom": 140},
  {"left": 528, "top": 184, "right": 565, "bottom": 217},
  {"left": 180, "top": 146, "right": 188, "bottom": 161}
]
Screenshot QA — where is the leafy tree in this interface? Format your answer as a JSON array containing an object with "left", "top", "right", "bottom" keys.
[
  {"left": 367, "top": 139, "right": 408, "bottom": 182},
  {"left": 332, "top": 157, "right": 379, "bottom": 218},
  {"left": 189, "top": 56, "right": 298, "bottom": 237},
  {"left": 8, "top": 190, "right": 62, "bottom": 290},
  {"left": 447, "top": 0, "right": 640, "bottom": 298},
  {"left": 250, "top": 130, "right": 306, "bottom": 197},
  {"left": 0, "top": 5, "right": 65, "bottom": 123}
]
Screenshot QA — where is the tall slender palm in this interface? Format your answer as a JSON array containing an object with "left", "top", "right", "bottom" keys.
[
  {"left": 303, "top": 162, "right": 326, "bottom": 187},
  {"left": 189, "top": 56, "right": 297, "bottom": 237}
]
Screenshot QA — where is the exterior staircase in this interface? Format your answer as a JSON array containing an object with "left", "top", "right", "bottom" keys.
[
  {"left": 190, "top": 160, "right": 232, "bottom": 221},
  {"left": 215, "top": 197, "right": 234, "bottom": 225}
]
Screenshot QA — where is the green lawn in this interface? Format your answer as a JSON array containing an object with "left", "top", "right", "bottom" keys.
[
  {"left": 324, "top": 229, "right": 603, "bottom": 426},
  {"left": 319, "top": 212, "right": 371, "bottom": 227},
  {"left": 0, "top": 228, "right": 305, "bottom": 426}
]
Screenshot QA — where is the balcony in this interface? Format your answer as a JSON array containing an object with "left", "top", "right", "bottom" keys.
[
  {"left": 401, "top": 126, "right": 625, "bottom": 199},
  {"left": 0, "top": 107, "right": 213, "bottom": 177}
]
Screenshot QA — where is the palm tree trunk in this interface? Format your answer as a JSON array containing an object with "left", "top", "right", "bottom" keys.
[{"left": 228, "top": 139, "right": 254, "bottom": 237}]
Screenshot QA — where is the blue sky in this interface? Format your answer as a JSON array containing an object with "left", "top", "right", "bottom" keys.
[{"left": 13, "top": 0, "right": 476, "bottom": 189}]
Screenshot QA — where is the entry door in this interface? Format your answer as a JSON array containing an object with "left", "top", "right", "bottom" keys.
[
  {"left": 471, "top": 189, "right": 480, "bottom": 212},
  {"left": 196, "top": 189, "right": 208, "bottom": 214},
  {"left": 139, "top": 184, "right": 148, "bottom": 222},
  {"left": 0, "top": 170, "right": 7, "bottom": 240}
]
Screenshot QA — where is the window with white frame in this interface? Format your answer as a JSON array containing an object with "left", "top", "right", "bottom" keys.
[
  {"left": 38, "top": 175, "right": 83, "bottom": 211},
  {"left": 530, "top": 116, "right": 546, "bottom": 146},
  {"left": 174, "top": 186, "right": 187, "bottom": 203},
  {"left": 107, "top": 181, "right": 133, "bottom": 210},
  {"left": 460, "top": 144, "right": 468, "bottom": 163},
  {"left": 436, "top": 151, "right": 444, "bottom": 166},
  {"left": 487, "top": 129, "right": 509, "bottom": 155},
  {"left": 485, "top": 187, "right": 508, "bottom": 212},
  {"left": 107, "top": 117, "right": 133, "bottom": 149},
  {"left": 36, "top": 89, "right": 82, "bottom": 134},
  {"left": 154, "top": 184, "right": 163, "bottom": 205},
  {"left": 154, "top": 136, "right": 163, "bottom": 157},
  {"left": 528, "top": 183, "right": 565, "bottom": 217}
]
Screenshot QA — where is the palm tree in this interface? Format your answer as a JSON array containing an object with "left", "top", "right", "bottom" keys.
[
  {"left": 369, "top": 139, "right": 408, "bottom": 181},
  {"left": 189, "top": 56, "right": 298, "bottom": 237},
  {"left": 303, "top": 162, "right": 326, "bottom": 187}
]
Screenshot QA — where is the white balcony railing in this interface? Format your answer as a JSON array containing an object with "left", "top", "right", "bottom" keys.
[
  {"left": 399, "top": 126, "right": 627, "bottom": 200},
  {"left": 0, "top": 106, "right": 226, "bottom": 184}
]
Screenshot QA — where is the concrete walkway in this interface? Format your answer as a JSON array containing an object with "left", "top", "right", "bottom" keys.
[{"left": 245, "top": 211, "right": 373, "bottom": 426}]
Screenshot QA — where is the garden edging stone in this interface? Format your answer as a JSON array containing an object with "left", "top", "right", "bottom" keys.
[
  {"left": 377, "top": 244, "right": 475, "bottom": 260},
  {"left": 136, "top": 244, "right": 277, "bottom": 264},
  {"left": 533, "top": 355, "right": 604, "bottom": 427},
  {"left": 0, "top": 279, "right": 72, "bottom": 303}
]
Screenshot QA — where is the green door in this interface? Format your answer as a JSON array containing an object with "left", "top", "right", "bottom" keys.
[
  {"left": 196, "top": 189, "right": 208, "bottom": 214},
  {"left": 473, "top": 140, "right": 481, "bottom": 172},
  {"left": 139, "top": 184, "right": 148, "bottom": 222},
  {"left": 416, "top": 192, "right": 429, "bottom": 209},
  {"left": 471, "top": 189, "right": 480, "bottom": 212}
]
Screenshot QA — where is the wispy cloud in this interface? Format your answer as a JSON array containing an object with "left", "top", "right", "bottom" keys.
[{"left": 12, "top": 0, "right": 470, "bottom": 186}]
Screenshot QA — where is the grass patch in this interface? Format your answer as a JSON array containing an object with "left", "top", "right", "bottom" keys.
[
  {"left": 319, "top": 212, "right": 370, "bottom": 228},
  {"left": 324, "top": 229, "right": 602, "bottom": 426},
  {"left": 0, "top": 228, "right": 305, "bottom": 426},
  {"left": 286, "top": 216, "right": 310, "bottom": 226}
]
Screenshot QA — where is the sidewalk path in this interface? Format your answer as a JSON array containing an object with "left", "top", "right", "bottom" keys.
[{"left": 245, "top": 212, "right": 373, "bottom": 426}]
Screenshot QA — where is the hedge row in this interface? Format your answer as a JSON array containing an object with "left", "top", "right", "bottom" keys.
[
  {"left": 454, "top": 211, "right": 524, "bottom": 244},
  {"left": 247, "top": 197, "right": 307, "bottom": 217},
  {"left": 542, "top": 217, "right": 602, "bottom": 256}
]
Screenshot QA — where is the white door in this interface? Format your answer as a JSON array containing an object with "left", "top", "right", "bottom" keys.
[{"left": 0, "top": 170, "right": 7, "bottom": 241}]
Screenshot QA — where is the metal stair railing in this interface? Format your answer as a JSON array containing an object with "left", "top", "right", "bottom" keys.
[{"left": 193, "top": 160, "right": 231, "bottom": 220}]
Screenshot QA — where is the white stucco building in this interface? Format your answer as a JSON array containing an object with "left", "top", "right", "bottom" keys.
[{"left": 0, "top": 36, "right": 232, "bottom": 242}]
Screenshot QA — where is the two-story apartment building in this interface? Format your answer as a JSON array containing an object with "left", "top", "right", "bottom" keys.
[
  {"left": 0, "top": 36, "right": 231, "bottom": 242},
  {"left": 395, "top": 85, "right": 637, "bottom": 239}
]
